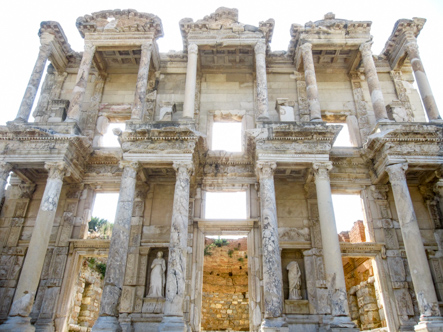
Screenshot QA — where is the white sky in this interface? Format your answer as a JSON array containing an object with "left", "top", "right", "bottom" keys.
[
  {"left": 205, "top": 192, "right": 247, "bottom": 219},
  {"left": 212, "top": 123, "right": 243, "bottom": 151},
  {"left": 4, "top": 1, "right": 440, "bottom": 232}
]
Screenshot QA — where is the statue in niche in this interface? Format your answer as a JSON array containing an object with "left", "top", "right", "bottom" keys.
[
  {"left": 147, "top": 251, "right": 166, "bottom": 298},
  {"left": 287, "top": 261, "right": 302, "bottom": 300}
]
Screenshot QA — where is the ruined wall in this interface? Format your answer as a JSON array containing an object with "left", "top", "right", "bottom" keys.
[{"left": 201, "top": 238, "right": 249, "bottom": 331}]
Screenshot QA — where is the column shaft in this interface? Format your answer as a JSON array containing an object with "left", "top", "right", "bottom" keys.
[
  {"left": 313, "top": 162, "right": 350, "bottom": 317},
  {"left": 131, "top": 43, "right": 152, "bottom": 120},
  {"left": 300, "top": 43, "right": 321, "bottom": 121},
  {"left": 256, "top": 162, "right": 284, "bottom": 325},
  {"left": 15, "top": 43, "right": 52, "bottom": 122},
  {"left": 360, "top": 42, "right": 389, "bottom": 122},
  {"left": 92, "top": 162, "right": 139, "bottom": 332},
  {"left": 66, "top": 43, "right": 96, "bottom": 122},
  {"left": 160, "top": 162, "right": 193, "bottom": 331},
  {"left": 255, "top": 41, "right": 270, "bottom": 120},
  {"left": 405, "top": 40, "right": 441, "bottom": 121},
  {"left": 386, "top": 164, "right": 440, "bottom": 318},
  {"left": 183, "top": 44, "right": 198, "bottom": 119}
]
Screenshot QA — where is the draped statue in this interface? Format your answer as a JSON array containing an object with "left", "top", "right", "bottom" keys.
[
  {"left": 147, "top": 251, "right": 166, "bottom": 298},
  {"left": 287, "top": 261, "right": 302, "bottom": 300}
]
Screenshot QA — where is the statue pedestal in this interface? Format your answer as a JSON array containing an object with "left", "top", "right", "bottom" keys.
[
  {"left": 142, "top": 297, "right": 165, "bottom": 314},
  {"left": 284, "top": 300, "right": 310, "bottom": 314}
]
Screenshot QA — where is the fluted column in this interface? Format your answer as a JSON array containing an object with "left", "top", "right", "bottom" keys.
[
  {"left": 131, "top": 42, "right": 152, "bottom": 121},
  {"left": 300, "top": 43, "right": 322, "bottom": 121},
  {"left": 15, "top": 41, "right": 52, "bottom": 122},
  {"left": 386, "top": 164, "right": 443, "bottom": 331},
  {"left": 359, "top": 42, "right": 389, "bottom": 122},
  {"left": 255, "top": 40, "right": 270, "bottom": 120},
  {"left": 256, "top": 161, "right": 286, "bottom": 330},
  {"left": 313, "top": 162, "right": 354, "bottom": 326},
  {"left": 0, "top": 162, "right": 12, "bottom": 202},
  {"left": 160, "top": 161, "right": 193, "bottom": 331},
  {"left": 404, "top": 39, "right": 442, "bottom": 122},
  {"left": 92, "top": 161, "right": 140, "bottom": 332},
  {"left": 183, "top": 44, "right": 198, "bottom": 119},
  {"left": 0, "top": 162, "right": 69, "bottom": 332},
  {"left": 66, "top": 43, "right": 96, "bottom": 122}
]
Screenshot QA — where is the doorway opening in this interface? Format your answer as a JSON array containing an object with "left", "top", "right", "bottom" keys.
[
  {"left": 342, "top": 257, "right": 386, "bottom": 330},
  {"left": 201, "top": 236, "right": 249, "bottom": 331}
]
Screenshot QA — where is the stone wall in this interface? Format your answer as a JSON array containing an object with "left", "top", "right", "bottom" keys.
[
  {"left": 201, "top": 238, "right": 249, "bottom": 331},
  {"left": 68, "top": 258, "right": 105, "bottom": 331}
]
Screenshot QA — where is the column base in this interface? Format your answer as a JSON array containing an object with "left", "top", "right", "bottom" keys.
[
  {"left": 260, "top": 317, "right": 289, "bottom": 332},
  {"left": 158, "top": 316, "right": 186, "bottom": 332},
  {"left": 329, "top": 316, "right": 359, "bottom": 331},
  {"left": 91, "top": 316, "right": 122, "bottom": 332},
  {"left": 34, "top": 319, "right": 54, "bottom": 332},
  {"left": 0, "top": 316, "right": 35, "bottom": 332},
  {"left": 415, "top": 317, "right": 443, "bottom": 332}
]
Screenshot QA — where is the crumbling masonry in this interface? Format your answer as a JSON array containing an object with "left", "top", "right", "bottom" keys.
[{"left": 0, "top": 7, "right": 442, "bottom": 332}]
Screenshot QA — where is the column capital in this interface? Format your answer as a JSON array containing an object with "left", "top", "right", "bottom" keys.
[
  {"left": 84, "top": 42, "right": 96, "bottom": 54},
  {"left": 256, "top": 161, "right": 276, "bottom": 179},
  {"left": 188, "top": 43, "right": 198, "bottom": 55},
  {"left": 254, "top": 40, "right": 267, "bottom": 55},
  {"left": 141, "top": 42, "right": 153, "bottom": 53},
  {"left": 45, "top": 161, "right": 70, "bottom": 180},
  {"left": 173, "top": 161, "right": 194, "bottom": 179},
  {"left": 359, "top": 41, "right": 373, "bottom": 56},
  {"left": 0, "top": 162, "right": 12, "bottom": 181},
  {"left": 312, "top": 162, "right": 333, "bottom": 180},
  {"left": 386, "top": 163, "right": 408, "bottom": 182},
  {"left": 119, "top": 161, "right": 141, "bottom": 173},
  {"left": 404, "top": 40, "right": 419, "bottom": 56},
  {"left": 300, "top": 42, "right": 312, "bottom": 53}
]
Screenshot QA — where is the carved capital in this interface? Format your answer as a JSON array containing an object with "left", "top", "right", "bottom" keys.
[
  {"left": 173, "top": 161, "right": 194, "bottom": 180},
  {"left": 386, "top": 163, "right": 408, "bottom": 182},
  {"left": 119, "top": 161, "right": 140, "bottom": 179},
  {"left": 369, "top": 185, "right": 389, "bottom": 200},
  {"left": 141, "top": 42, "right": 153, "bottom": 53},
  {"left": 404, "top": 39, "right": 419, "bottom": 57},
  {"left": 312, "top": 162, "right": 333, "bottom": 181},
  {"left": 256, "top": 161, "right": 276, "bottom": 180},
  {"left": 0, "top": 162, "right": 12, "bottom": 181},
  {"left": 45, "top": 162, "right": 70, "bottom": 180},
  {"left": 188, "top": 43, "right": 198, "bottom": 55},
  {"left": 254, "top": 40, "right": 267, "bottom": 55},
  {"left": 300, "top": 42, "right": 312, "bottom": 54},
  {"left": 84, "top": 43, "right": 96, "bottom": 55},
  {"left": 359, "top": 41, "right": 373, "bottom": 57},
  {"left": 135, "top": 183, "right": 150, "bottom": 200}
]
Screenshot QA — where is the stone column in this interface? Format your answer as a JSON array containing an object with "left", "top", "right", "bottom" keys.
[
  {"left": 92, "top": 161, "right": 140, "bottom": 332},
  {"left": 183, "top": 44, "right": 198, "bottom": 119},
  {"left": 0, "top": 162, "right": 12, "bottom": 203},
  {"left": 255, "top": 40, "right": 270, "bottom": 120},
  {"left": 386, "top": 164, "right": 443, "bottom": 331},
  {"left": 159, "top": 161, "right": 193, "bottom": 331},
  {"left": 66, "top": 43, "right": 96, "bottom": 122},
  {"left": 404, "top": 39, "right": 442, "bottom": 121},
  {"left": 0, "top": 162, "right": 69, "bottom": 332},
  {"left": 312, "top": 162, "right": 355, "bottom": 327},
  {"left": 131, "top": 42, "right": 152, "bottom": 121},
  {"left": 359, "top": 42, "right": 389, "bottom": 122},
  {"left": 15, "top": 42, "right": 52, "bottom": 122},
  {"left": 300, "top": 43, "right": 322, "bottom": 121},
  {"left": 256, "top": 161, "right": 286, "bottom": 330}
]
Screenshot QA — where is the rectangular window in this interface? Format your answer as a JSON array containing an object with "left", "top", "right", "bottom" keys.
[
  {"left": 205, "top": 192, "right": 247, "bottom": 219},
  {"left": 211, "top": 122, "right": 242, "bottom": 152}
]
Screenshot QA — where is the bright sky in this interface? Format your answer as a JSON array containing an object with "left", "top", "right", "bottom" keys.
[
  {"left": 212, "top": 123, "right": 243, "bottom": 151},
  {"left": 332, "top": 194, "right": 365, "bottom": 233},
  {"left": 92, "top": 193, "right": 119, "bottom": 223},
  {"left": 205, "top": 192, "right": 247, "bottom": 219}
]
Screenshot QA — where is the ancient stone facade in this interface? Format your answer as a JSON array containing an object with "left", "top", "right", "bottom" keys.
[{"left": 0, "top": 7, "right": 442, "bottom": 332}]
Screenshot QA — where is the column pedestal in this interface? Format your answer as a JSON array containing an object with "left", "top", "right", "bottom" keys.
[{"left": 386, "top": 164, "right": 443, "bottom": 332}]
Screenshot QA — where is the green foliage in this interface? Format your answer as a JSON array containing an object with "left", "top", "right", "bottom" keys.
[
  {"left": 234, "top": 247, "right": 239, "bottom": 251},
  {"left": 89, "top": 216, "right": 114, "bottom": 239},
  {"left": 204, "top": 243, "right": 215, "bottom": 256},
  {"left": 227, "top": 249, "right": 233, "bottom": 258},
  {"left": 86, "top": 257, "right": 107, "bottom": 279},
  {"left": 213, "top": 237, "right": 228, "bottom": 247},
  {"left": 245, "top": 254, "right": 248, "bottom": 259},
  {"left": 238, "top": 257, "right": 244, "bottom": 263}
]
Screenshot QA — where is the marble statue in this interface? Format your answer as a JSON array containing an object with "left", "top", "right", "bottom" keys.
[
  {"left": 147, "top": 251, "right": 166, "bottom": 298},
  {"left": 287, "top": 261, "right": 302, "bottom": 300}
]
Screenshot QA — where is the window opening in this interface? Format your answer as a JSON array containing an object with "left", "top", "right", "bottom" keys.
[
  {"left": 328, "top": 123, "right": 353, "bottom": 147},
  {"left": 205, "top": 192, "right": 247, "bottom": 219},
  {"left": 89, "top": 193, "right": 119, "bottom": 239},
  {"left": 201, "top": 236, "right": 249, "bottom": 330},
  {"left": 212, "top": 122, "right": 242, "bottom": 152},
  {"left": 102, "top": 123, "right": 125, "bottom": 148},
  {"left": 332, "top": 194, "right": 365, "bottom": 241}
]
